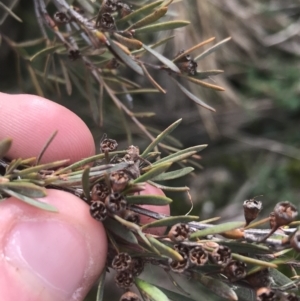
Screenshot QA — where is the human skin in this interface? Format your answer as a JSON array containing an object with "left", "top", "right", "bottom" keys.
[{"left": 0, "top": 92, "right": 169, "bottom": 301}]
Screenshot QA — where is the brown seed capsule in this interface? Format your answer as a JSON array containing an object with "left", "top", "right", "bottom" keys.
[
  {"left": 210, "top": 245, "right": 232, "bottom": 266},
  {"left": 174, "top": 244, "right": 190, "bottom": 255},
  {"left": 102, "top": 0, "right": 119, "bottom": 13},
  {"left": 243, "top": 198, "right": 262, "bottom": 225},
  {"left": 110, "top": 170, "right": 130, "bottom": 192},
  {"left": 189, "top": 246, "right": 208, "bottom": 266},
  {"left": 223, "top": 260, "right": 247, "bottom": 282},
  {"left": 286, "top": 293, "right": 300, "bottom": 301},
  {"left": 105, "top": 192, "right": 127, "bottom": 213},
  {"left": 105, "top": 58, "right": 120, "bottom": 69},
  {"left": 53, "top": 11, "right": 70, "bottom": 24},
  {"left": 112, "top": 252, "right": 132, "bottom": 271},
  {"left": 115, "top": 270, "right": 133, "bottom": 288},
  {"left": 168, "top": 223, "right": 190, "bottom": 242},
  {"left": 168, "top": 251, "right": 189, "bottom": 273},
  {"left": 97, "top": 12, "right": 116, "bottom": 30},
  {"left": 68, "top": 49, "right": 80, "bottom": 61},
  {"left": 90, "top": 200, "right": 107, "bottom": 221},
  {"left": 131, "top": 257, "right": 144, "bottom": 277},
  {"left": 245, "top": 269, "right": 271, "bottom": 289},
  {"left": 177, "top": 60, "right": 198, "bottom": 76},
  {"left": 100, "top": 138, "right": 118, "bottom": 153},
  {"left": 120, "top": 291, "right": 141, "bottom": 301},
  {"left": 118, "top": 2, "right": 132, "bottom": 17},
  {"left": 125, "top": 145, "right": 140, "bottom": 161},
  {"left": 273, "top": 201, "right": 298, "bottom": 227},
  {"left": 121, "top": 210, "right": 140, "bottom": 224},
  {"left": 256, "top": 287, "right": 276, "bottom": 301},
  {"left": 91, "top": 182, "right": 110, "bottom": 202},
  {"left": 269, "top": 212, "right": 276, "bottom": 229},
  {"left": 290, "top": 230, "right": 300, "bottom": 252}
]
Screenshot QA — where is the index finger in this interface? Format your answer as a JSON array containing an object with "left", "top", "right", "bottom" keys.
[{"left": 0, "top": 93, "right": 95, "bottom": 164}]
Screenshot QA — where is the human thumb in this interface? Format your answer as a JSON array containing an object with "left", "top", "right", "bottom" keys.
[{"left": 0, "top": 189, "right": 107, "bottom": 301}]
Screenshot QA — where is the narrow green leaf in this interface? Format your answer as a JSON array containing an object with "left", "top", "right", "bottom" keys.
[
  {"left": 232, "top": 253, "right": 277, "bottom": 268},
  {"left": 189, "top": 221, "right": 245, "bottom": 240},
  {"left": 13, "top": 38, "right": 46, "bottom": 48},
  {"left": 59, "top": 59, "right": 72, "bottom": 95},
  {"left": 143, "top": 43, "right": 180, "bottom": 73},
  {"left": 96, "top": 269, "right": 106, "bottom": 301},
  {"left": 30, "top": 45, "right": 62, "bottom": 62},
  {"left": 171, "top": 77, "right": 216, "bottom": 112},
  {"left": 269, "top": 268, "right": 293, "bottom": 286},
  {"left": 135, "top": 21, "right": 190, "bottom": 34},
  {"left": 152, "top": 167, "right": 194, "bottom": 181},
  {"left": 132, "top": 112, "right": 156, "bottom": 117},
  {"left": 5, "top": 158, "right": 23, "bottom": 175},
  {"left": 142, "top": 215, "right": 200, "bottom": 230},
  {"left": 0, "top": 2, "right": 22, "bottom": 23},
  {"left": 82, "top": 167, "right": 91, "bottom": 201},
  {"left": 147, "top": 235, "right": 183, "bottom": 261},
  {"left": 127, "top": 7, "right": 168, "bottom": 30},
  {"left": 153, "top": 145, "right": 207, "bottom": 165},
  {"left": 113, "top": 33, "right": 143, "bottom": 50},
  {"left": 36, "top": 131, "right": 58, "bottom": 165},
  {"left": 155, "top": 287, "right": 196, "bottom": 301},
  {"left": 141, "top": 63, "right": 166, "bottom": 94},
  {"left": 117, "top": 0, "right": 164, "bottom": 24},
  {"left": 103, "top": 218, "right": 138, "bottom": 244},
  {"left": 221, "top": 241, "right": 271, "bottom": 254},
  {"left": 2, "top": 189, "right": 58, "bottom": 212},
  {"left": 141, "top": 119, "right": 182, "bottom": 158},
  {"left": 135, "top": 278, "right": 169, "bottom": 301},
  {"left": 126, "top": 194, "right": 173, "bottom": 206},
  {"left": 115, "top": 88, "right": 160, "bottom": 95},
  {"left": 108, "top": 38, "right": 143, "bottom": 75},
  {"left": 27, "top": 64, "right": 44, "bottom": 97},
  {"left": 173, "top": 37, "right": 215, "bottom": 62},
  {"left": 0, "top": 182, "right": 46, "bottom": 198},
  {"left": 181, "top": 74, "right": 225, "bottom": 91},
  {"left": 133, "top": 163, "right": 172, "bottom": 183},
  {"left": 194, "top": 70, "right": 224, "bottom": 79},
  {"left": 194, "top": 37, "right": 232, "bottom": 61},
  {"left": 197, "top": 274, "right": 238, "bottom": 301},
  {"left": 16, "top": 160, "right": 69, "bottom": 176},
  {"left": 0, "top": 138, "right": 12, "bottom": 159},
  {"left": 234, "top": 286, "right": 256, "bottom": 301}
]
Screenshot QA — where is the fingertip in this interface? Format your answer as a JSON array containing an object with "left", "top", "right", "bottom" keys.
[{"left": 0, "top": 93, "right": 95, "bottom": 163}]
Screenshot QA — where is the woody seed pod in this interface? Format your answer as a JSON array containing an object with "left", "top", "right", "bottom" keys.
[
  {"left": 243, "top": 198, "right": 262, "bottom": 225},
  {"left": 210, "top": 245, "right": 232, "bottom": 266},
  {"left": 91, "top": 182, "right": 110, "bottom": 202},
  {"left": 189, "top": 246, "right": 208, "bottom": 266},
  {"left": 90, "top": 200, "right": 107, "bottom": 221},
  {"left": 68, "top": 49, "right": 80, "bottom": 61},
  {"left": 100, "top": 138, "right": 118, "bottom": 153},
  {"left": 177, "top": 60, "right": 198, "bottom": 76},
  {"left": 118, "top": 2, "right": 132, "bottom": 17},
  {"left": 102, "top": 0, "right": 119, "bottom": 12},
  {"left": 273, "top": 201, "right": 298, "bottom": 227},
  {"left": 53, "top": 12, "right": 71, "bottom": 24},
  {"left": 174, "top": 244, "right": 190, "bottom": 256},
  {"left": 245, "top": 269, "right": 271, "bottom": 289},
  {"left": 115, "top": 270, "right": 133, "bottom": 288},
  {"left": 98, "top": 13, "right": 116, "bottom": 30},
  {"left": 168, "top": 223, "right": 190, "bottom": 242},
  {"left": 168, "top": 251, "right": 189, "bottom": 273},
  {"left": 269, "top": 212, "right": 276, "bottom": 229},
  {"left": 256, "top": 287, "right": 276, "bottom": 301},
  {"left": 121, "top": 210, "right": 140, "bottom": 224},
  {"left": 105, "top": 58, "right": 120, "bottom": 69},
  {"left": 290, "top": 230, "right": 300, "bottom": 252},
  {"left": 286, "top": 293, "right": 300, "bottom": 301},
  {"left": 223, "top": 260, "right": 247, "bottom": 282},
  {"left": 120, "top": 291, "right": 141, "bottom": 301},
  {"left": 131, "top": 257, "right": 145, "bottom": 277},
  {"left": 110, "top": 170, "right": 130, "bottom": 192},
  {"left": 112, "top": 252, "right": 132, "bottom": 271},
  {"left": 105, "top": 192, "right": 127, "bottom": 213}
]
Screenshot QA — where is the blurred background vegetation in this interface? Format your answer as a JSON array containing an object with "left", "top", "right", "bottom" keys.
[{"left": 1, "top": 1, "right": 300, "bottom": 299}]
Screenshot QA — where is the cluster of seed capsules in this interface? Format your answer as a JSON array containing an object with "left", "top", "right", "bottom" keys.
[
  {"left": 89, "top": 137, "right": 142, "bottom": 224},
  {"left": 89, "top": 137, "right": 300, "bottom": 301}
]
